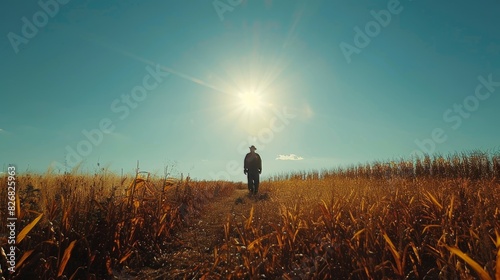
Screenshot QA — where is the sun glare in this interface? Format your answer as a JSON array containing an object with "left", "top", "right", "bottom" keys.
[{"left": 238, "top": 91, "right": 263, "bottom": 112}]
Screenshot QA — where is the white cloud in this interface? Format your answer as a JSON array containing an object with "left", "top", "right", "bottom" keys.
[{"left": 276, "top": 154, "right": 304, "bottom": 161}]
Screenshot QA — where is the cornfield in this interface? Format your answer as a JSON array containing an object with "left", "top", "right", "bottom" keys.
[
  {"left": 0, "top": 170, "right": 236, "bottom": 279},
  {"left": 1, "top": 151, "right": 499, "bottom": 279}
]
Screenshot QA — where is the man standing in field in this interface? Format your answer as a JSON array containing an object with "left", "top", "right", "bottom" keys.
[{"left": 244, "top": 145, "right": 262, "bottom": 195}]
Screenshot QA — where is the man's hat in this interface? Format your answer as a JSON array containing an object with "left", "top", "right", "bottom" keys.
[{"left": 249, "top": 145, "right": 257, "bottom": 150}]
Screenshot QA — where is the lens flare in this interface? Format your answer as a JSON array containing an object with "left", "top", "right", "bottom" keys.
[{"left": 238, "top": 91, "right": 263, "bottom": 112}]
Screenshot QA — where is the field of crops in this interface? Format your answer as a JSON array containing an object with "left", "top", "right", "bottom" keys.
[
  {"left": 0, "top": 171, "right": 237, "bottom": 279},
  {"left": 213, "top": 177, "right": 499, "bottom": 279},
  {"left": 1, "top": 152, "right": 500, "bottom": 279}
]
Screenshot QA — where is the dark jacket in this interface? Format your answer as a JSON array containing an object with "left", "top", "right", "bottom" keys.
[{"left": 244, "top": 152, "right": 262, "bottom": 173}]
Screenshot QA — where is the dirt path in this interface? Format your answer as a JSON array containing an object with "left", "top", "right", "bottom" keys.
[{"left": 131, "top": 188, "right": 257, "bottom": 279}]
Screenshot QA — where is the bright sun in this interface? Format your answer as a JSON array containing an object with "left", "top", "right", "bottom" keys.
[{"left": 238, "top": 91, "right": 263, "bottom": 112}]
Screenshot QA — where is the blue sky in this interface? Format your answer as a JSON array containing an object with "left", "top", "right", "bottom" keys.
[{"left": 1, "top": 0, "right": 499, "bottom": 180}]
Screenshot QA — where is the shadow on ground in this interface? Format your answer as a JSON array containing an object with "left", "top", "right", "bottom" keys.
[{"left": 235, "top": 192, "right": 270, "bottom": 204}]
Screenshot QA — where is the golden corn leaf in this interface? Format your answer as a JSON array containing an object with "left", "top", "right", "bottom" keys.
[
  {"left": 247, "top": 233, "right": 273, "bottom": 252},
  {"left": 58, "top": 240, "right": 77, "bottom": 277},
  {"left": 269, "top": 224, "right": 283, "bottom": 248},
  {"left": 382, "top": 231, "right": 402, "bottom": 275},
  {"left": 245, "top": 206, "right": 254, "bottom": 230},
  {"left": 425, "top": 191, "right": 443, "bottom": 210},
  {"left": 349, "top": 211, "right": 356, "bottom": 223},
  {"left": 422, "top": 224, "right": 441, "bottom": 234},
  {"left": 119, "top": 250, "right": 134, "bottom": 264},
  {"left": 15, "top": 191, "right": 21, "bottom": 219},
  {"left": 14, "top": 249, "right": 34, "bottom": 270},
  {"left": 409, "top": 242, "right": 421, "bottom": 265},
  {"left": 319, "top": 200, "right": 331, "bottom": 220},
  {"left": 17, "top": 213, "right": 43, "bottom": 244},
  {"left": 445, "top": 245, "right": 492, "bottom": 280},
  {"left": 351, "top": 228, "right": 366, "bottom": 241}
]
